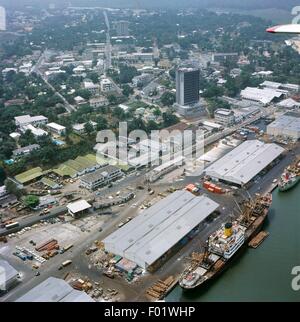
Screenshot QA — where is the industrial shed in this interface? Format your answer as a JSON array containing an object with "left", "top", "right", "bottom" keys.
[
  {"left": 0, "top": 260, "right": 20, "bottom": 292},
  {"left": 103, "top": 190, "right": 219, "bottom": 270},
  {"left": 205, "top": 140, "right": 285, "bottom": 186},
  {"left": 14, "top": 167, "right": 45, "bottom": 185},
  {"left": 267, "top": 112, "right": 300, "bottom": 140},
  {"left": 16, "top": 277, "right": 94, "bottom": 302}
]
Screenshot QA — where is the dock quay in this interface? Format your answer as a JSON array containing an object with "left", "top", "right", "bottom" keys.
[
  {"left": 146, "top": 275, "right": 179, "bottom": 301},
  {"left": 248, "top": 231, "right": 269, "bottom": 248}
]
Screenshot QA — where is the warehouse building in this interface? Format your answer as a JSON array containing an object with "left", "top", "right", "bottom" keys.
[
  {"left": 267, "top": 112, "right": 300, "bottom": 140},
  {"left": 67, "top": 200, "right": 92, "bottom": 218},
  {"left": 80, "top": 165, "right": 123, "bottom": 190},
  {"left": 0, "top": 260, "right": 20, "bottom": 293},
  {"left": 240, "top": 87, "right": 285, "bottom": 105},
  {"left": 146, "top": 156, "right": 185, "bottom": 183},
  {"left": 14, "top": 167, "right": 44, "bottom": 185},
  {"left": 103, "top": 190, "right": 219, "bottom": 270},
  {"left": 205, "top": 140, "right": 285, "bottom": 187},
  {"left": 16, "top": 277, "right": 94, "bottom": 302},
  {"left": 53, "top": 154, "right": 103, "bottom": 178}
]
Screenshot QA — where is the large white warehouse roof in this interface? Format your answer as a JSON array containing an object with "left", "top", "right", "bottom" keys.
[
  {"left": 205, "top": 140, "right": 285, "bottom": 186},
  {"left": 103, "top": 190, "right": 219, "bottom": 269},
  {"left": 267, "top": 112, "right": 300, "bottom": 139},
  {"left": 240, "top": 87, "right": 285, "bottom": 105}
]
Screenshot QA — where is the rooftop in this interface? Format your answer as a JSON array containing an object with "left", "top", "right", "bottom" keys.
[
  {"left": 267, "top": 112, "right": 300, "bottom": 132},
  {"left": 67, "top": 200, "right": 91, "bottom": 214},
  {"left": 15, "top": 167, "right": 44, "bottom": 184},
  {"left": 13, "top": 144, "right": 40, "bottom": 155},
  {"left": 240, "top": 87, "right": 285, "bottom": 105},
  {"left": 15, "top": 115, "right": 48, "bottom": 125},
  {"left": 47, "top": 122, "right": 66, "bottom": 131},
  {"left": 81, "top": 165, "right": 121, "bottom": 184},
  {"left": 16, "top": 277, "right": 94, "bottom": 302},
  {"left": 0, "top": 260, "right": 19, "bottom": 287},
  {"left": 205, "top": 140, "right": 285, "bottom": 185},
  {"left": 103, "top": 190, "right": 219, "bottom": 268}
]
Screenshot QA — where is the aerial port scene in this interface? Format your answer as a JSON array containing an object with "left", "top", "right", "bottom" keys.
[{"left": 0, "top": 0, "right": 300, "bottom": 307}]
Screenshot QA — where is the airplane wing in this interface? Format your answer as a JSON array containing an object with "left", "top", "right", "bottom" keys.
[{"left": 267, "top": 24, "right": 300, "bottom": 34}]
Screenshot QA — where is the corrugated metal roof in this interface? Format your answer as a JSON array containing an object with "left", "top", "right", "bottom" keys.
[
  {"left": 103, "top": 191, "right": 219, "bottom": 268},
  {"left": 0, "top": 260, "right": 19, "bottom": 285},
  {"left": 16, "top": 277, "right": 94, "bottom": 302},
  {"left": 205, "top": 140, "right": 285, "bottom": 185},
  {"left": 67, "top": 200, "right": 91, "bottom": 213}
]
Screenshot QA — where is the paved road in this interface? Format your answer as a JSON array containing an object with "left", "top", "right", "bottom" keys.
[
  {"left": 32, "top": 51, "right": 76, "bottom": 113},
  {"left": 0, "top": 206, "right": 67, "bottom": 237}
]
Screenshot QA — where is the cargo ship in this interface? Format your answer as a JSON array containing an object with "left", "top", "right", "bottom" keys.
[
  {"left": 278, "top": 160, "right": 300, "bottom": 192},
  {"left": 179, "top": 193, "right": 272, "bottom": 291}
]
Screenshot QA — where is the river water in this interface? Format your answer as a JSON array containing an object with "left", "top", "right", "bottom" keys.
[{"left": 166, "top": 185, "right": 300, "bottom": 302}]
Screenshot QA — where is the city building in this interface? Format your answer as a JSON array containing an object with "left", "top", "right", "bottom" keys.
[
  {"left": 12, "top": 144, "right": 41, "bottom": 158},
  {"left": 83, "top": 81, "right": 100, "bottom": 96},
  {"left": 132, "top": 73, "right": 152, "bottom": 87},
  {"left": 120, "top": 52, "right": 153, "bottom": 64},
  {"left": 15, "top": 115, "right": 48, "bottom": 128},
  {"left": 0, "top": 193, "right": 18, "bottom": 208},
  {"left": 205, "top": 140, "right": 285, "bottom": 187},
  {"left": 80, "top": 165, "right": 123, "bottom": 190},
  {"left": 175, "top": 67, "right": 200, "bottom": 116},
  {"left": 115, "top": 20, "right": 129, "bottom": 37},
  {"left": 67, "top": 200, "right": 92, "bottom": 218},
  {"left": 4, "top": 99, "right": 25, "bottom": 108},
  {"left": 16, "top": 277, "right": 94, "bottom": 302},
  {"left": 103, "top": 190, "right": 219, "bottom": 270},
  {"left": 53, "top": 154, "right": 102, "bottom": 178},
  {"left": 214, "top": 108, "right": 236, "bottom": 126},
  {"left": 276, "top": 98, "right": 300, "bottom": 109},
  {"left": 0, "top": 6, "right": 6, "bottom": 31},
  {"left": 146, "top": 156, "right": 185, "bottom": 183},
  {"left": 21, "top": 124, "right": 48, "bottom": 137},
  {"left": 260, "top": 81, "right": 300, "bottom": 93},
  {"left": 212, "top": 52, "right": 239, "bottom": 64},
  {"left": 89, "top": 96, "right": 109, "bottom": 109},
  {"left": 267, "top": 112, "right": 300, "bottom": 140},
  {"left": 240, "top": 87, "right": 285, "bottom": 106},
  {"left": 74, "top": 96, "right": 86, "bottom": 105},
  {"left": 100, "top": 78, "right": 113, "bottom": 92},
  {"left": 72, "top": 121, "right": 97, "bottom": 135},
  {"left": 47, "top": 122, "right": 66, "bottom": 136},
  {"left": 34, "top": 195, "right": 58, "bottom": 211},
  {"left": 0, "top": 260, "right": 20, "bottom": 293},
  {"left": 9, "top": 132, "right": 21, "bottom": 141}
]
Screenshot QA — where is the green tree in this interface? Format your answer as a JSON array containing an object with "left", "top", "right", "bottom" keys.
[
  {"left": 162, "top": 112, "right": 179, "bottom": 127},
  {"left": 160, "top": 92, "right": 176, "bottom": 106},
  {"left": 122, "top": 84, "right": 134, "bottom": 97},
  {"left": 0, "top": 166, "right": 6, "bottom": 185},
  {"left": 96, "top": 116, "right": 108, "bottom": 131},
  {"left": 108, "top": 94, "right": 118, "bottom": 105},
  {"left": 24, "top": 195, "right": 39, "bottom": 208},
  {"left": 84, "top": 122, "right": 94, "bottom": 136},
  {"left": 5, "top": 179, "right": 23, "bottom": 198}
]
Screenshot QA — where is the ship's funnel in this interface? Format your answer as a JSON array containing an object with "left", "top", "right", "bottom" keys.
[{"left": 224, "top": 223, "right": 233, "bottom": 237}]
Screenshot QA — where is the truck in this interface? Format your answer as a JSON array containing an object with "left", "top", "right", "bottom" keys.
[
  {"left": 58, "top": 260, "right": 72, "bottom": 270},
  {"left": 5, "top": 222, "right": 19, "bottom": 230},
  {"left": 13, "top": 252, "right": 26, "bottom": 261},
  {"left": 63, "top": 244, "right": 74, "bottom": 252}
]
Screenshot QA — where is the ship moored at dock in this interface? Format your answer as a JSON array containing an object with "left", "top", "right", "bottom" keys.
[{"left": 179, "top": 193, "right": 272, "bottom": 291}]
